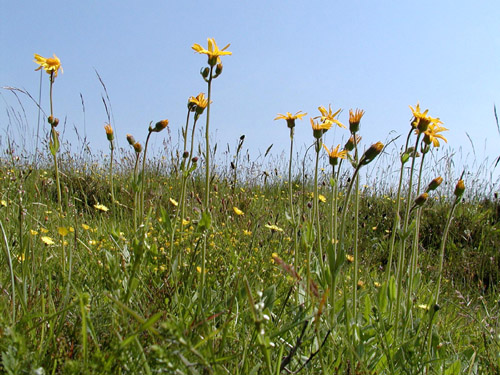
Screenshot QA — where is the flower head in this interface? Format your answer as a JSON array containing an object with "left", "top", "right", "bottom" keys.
[
  {"left": 349, "top": 109, "right": 365, "bottom": 133},
  {"left": 423, "top": 123, "right": 448, "bottom": 147},
  {"left": 41, "top": 236, "right": 55, "bottom": 245},
  {"left": 152, "top": 119, "right": 169, "bottom": 133},
  {"left": 192, "top": 38, "right": 232, "bottom": 66},
  {"left": 360, "top": 142, "right": 384, "bottom": 165},
  {"left": 94, "top": 203, "right": 109, "bottom": 212},
  {"left": 233, "top": 206, "right": 244, "bottom": 216},
  {"left": 315, "top": 105, "right": 345, "bottom": 129},
  {"left": 34, "top": 54, "right": 63, "bottom": 77},
  {"left": 345, "top": 135, "right": 362, "bottom": 152},
  {"left": 274, "top": 111, "right": 307, "bottom": 129},
  {"left": 104, "top": 124, "right": 114, "bottom": 141},
  {"left": 188, "top": 93, "right": 210, "bottom": 116},
  {"left": 310, "top": 118, "right": 332, "bottom": 139},
  {"left": 322, "top": 143, "right": 347, "bottom": 166}
]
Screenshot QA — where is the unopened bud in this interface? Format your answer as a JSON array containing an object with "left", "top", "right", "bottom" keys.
[
  {"left": 215, "top": 63, "right": 223, "bottom": 76},
  {"left": 133, "top": 142, "right": 142, "bottom": 153},
  {"left": 48, "top": 115, "right": 54, "bottom": 125},
  {"left": 153, "top": 119, "right": 169, "bottom": 132},
  {"left": 426, "top": 177, "right": 443, "bottom": 193},
  {"left": 104, "top": 124, "right": 114, "bottom": 141},
  {"left": 454, "top": 180, "right": 465, "bottom": 198},
  {"left": 344, "top": 135, "right": 361, "bottom": 152},
  {"left": 201, "top": 67, "right": 210, "bottom": 79},
  {"left": 360, "top": 142, "right": 384, "bottom": 165},
  {"left": 182, "top": 151, "right": 189, "bottom": 159},
  {"left": 126, "top": 134, "right": 136, "bottom": 146},
  {"left": 192, "top": 157, "right": 199, "bottom": 163},
  {"left": 413, "top": 192, "right": 429, "bottom": 208}
]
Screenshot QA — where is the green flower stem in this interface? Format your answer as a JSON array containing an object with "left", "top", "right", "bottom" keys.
[
  {"left": 394, "top": 132, "right": 421, "bottom": 340},
  {"left": 49, "top": 73, "right": 62, "bottom": 214},
  {"left": 140, "top": 130, "right": 153, "bottom": 219},
  {"left": 313, "top": 139, "right": 324, "bottom": 268},
  {"left": 288, "top": 127, "right": 300, "bottom": 300},
  {"left": 133, "top": 152, "right": 141, "bottom": 230},
  {"left": 352, "top": 141, "right": 360, "bottom": 321},
  {"left": 109, "top": 140, "right": 115, "bottom": 203}
]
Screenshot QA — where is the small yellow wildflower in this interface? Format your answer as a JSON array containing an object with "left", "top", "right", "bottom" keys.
[
  {"left": 315, "top": 105, "right": 345, "bottom": 129},
  {"left": 349, "top": 108, "right": 365, "bottom": 133},
  {"left": 274, "top": 111, "right": 307, "bottom": 129},
  {"left": 233, "top": 207, "right": 244, "bottom": 216},
  {"left": 0, "top": 200, "right": 7, "bottom": 207},
  {"left": 169, "top": 198, "right": 178, "bottom": 207},
  {"left": 58, "top": 227, "right": 69, "bottom": 237},
  {"left": 192, "top": 38, "right": 232, "bottom": 66},
  {"left": 40, "top": 228, "right": 49, "bottom": 234},
  {"left": 417, "top": 304, "right": 430, "bottom": 311},
  {"left": 346, "top": 254, "right": 354, "bottom": 263},
  {"left": 41, "top": 236, "right": 55, "bottom": 245},
  {"left": 30, "top": 229, "right": 38, "bottom": 236},
  {"left": 182, "top": 219, "right": 190, "bottom": 226},
  {"left": 265, "top": 224, "right": 284, "bottom": 232},
  {"left": 34, "top": 53, "right": 63, "bottom": 77},
  {"left": 322, "top": 143, "right": 347, "bottom": 166},
  {"left": 82, "top": 223, "right": 90, "bottom": 231},
  {"left": 310, "top": 118, "right": 332, "bottom": 139},
  {"left": 318, "top": 194, "right": 327, "bottom": 203},
  {"left": 243, "top": 229, "right": 252, "bottom": 236},
  {"left": 94, "top": 203, "right": 109, "bottom": 212}
]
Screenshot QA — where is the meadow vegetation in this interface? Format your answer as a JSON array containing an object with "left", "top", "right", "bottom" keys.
[{"left": 1, "top": 40, "right": 500, "bottom": 374}]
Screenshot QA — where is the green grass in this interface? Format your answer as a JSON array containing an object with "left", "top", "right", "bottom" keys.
[{"left": 0, "top": 150, "right": 499, "bottom": 374}]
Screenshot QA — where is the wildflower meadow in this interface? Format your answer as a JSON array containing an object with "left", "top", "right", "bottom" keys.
[{"left": 1, "top": 39, "right": 500, "bottom": 374}]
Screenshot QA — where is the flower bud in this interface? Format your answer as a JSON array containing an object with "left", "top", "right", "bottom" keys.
[
  {"left": 104, "top": 124, "right": 114, "bottom": 141},
  {"left": 344, "top": 135, "right": 361, "bottom": 152},
  {"left": 48, "top": 115, "right": 55, "bottom": 125},
  {"left": 182, "top": 151, "right": 189, "bottom": 159},
  {"left": 413, "top": 192, "right": 429, "bottom": 208},
  {"left": 454, "top": 179, "right": 465, "bottom": 198},
  {"left": 426, "top": 177, "right": 443, "bottom": 193},
  {"left": 360, "top": 142, "right": 384, "bottom": 165},
  {"left": 192, "top": 157, "right": 199, "bottom": 163},
  {"left": 201, "top": 67, "right": 210, "bottom": 79},
  {"left": 126, "top": 134, "right": 136, "bottom": 146},
  {"left": 133, "top": 142, "right": 142, "bottom": 153},
  {"left": 153, "top": 119, "right": 169, "bottom": 132},
  {"left": 215, "top": 63, "right": 223, "bottom": 76}
]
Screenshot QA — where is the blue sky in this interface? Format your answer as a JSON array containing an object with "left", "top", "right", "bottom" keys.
[{"left": 2, "top": 1, "right": 500, "bottom": 182}]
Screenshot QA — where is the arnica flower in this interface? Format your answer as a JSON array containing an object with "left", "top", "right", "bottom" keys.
[
  {"left": 349, "top": 109, "right": 365, "bottom": 133},
  {"left": 133, "top": 142, "right": 142, "bottom": 153},
  {"left": 345, "top": 135, "right": 362, "bottom": 152},
  {"left": 315, "top": 105, "right": 345, "bottom": 129},
  {"left": 34, "top": 54, "right": 63, "bottom": 77},
  {"left": 426, "top": 176, "right": 443, "bottom": 193},
  {"left": 274, "top": 111, "right": 307, "bottom": 129},
  {"left": 152, "top": 119, "right": 169, "bottom": 133},
  {"left": 41, "top": 236, "right": 55, "bottom": 245},
  {"left": 310, "top": 118, "right": 332, "bottom": 139},
  {"left": 360, "top": 142, "right": 384, "bottom": 165},
  {"left": 192, "top": 38, "right": 232, "bottom": 66},
  {"left": 410, "top": 103, "right": 433, "bottom": 132},
  {"left": 94, "top": 203, "right": 109, "bottom": 212},
  {"left": 423, "top": 123, "right": 448, "bottom": 148},
  {"left": 454, "top": 179, "right": 465, "bottom": 198},
  {"left": 233, "top": 206, "right": 244, "bottom": 216},
  {"left": 412, "top": 193, "right": 429, "bottom": 210},
  {"left": 188, "top": 93, "right": 209, "bottom": 115},
  {"left": 104, "top": 124, "right": 114, "bottom": 141},
  {"left": 322, "top": 143, "right": 347, "bottom": 166},
  {"left": 126, "top": 134, "right": 136, "bottom": 146}
]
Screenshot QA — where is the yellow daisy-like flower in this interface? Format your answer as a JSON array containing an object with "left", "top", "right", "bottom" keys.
[
  {"left": 82, "top": 223, "right": 90, "bottom": 231},
  {"left": 192, "top": 38, "right": 232, "bottom": 66},
  {"left": 0, "top": 200, "right": 7, "bottom": 207},
  {"left": 423, "top": 123, "right": 448, "bottom": 147},
  {"left": 233, "top": 206, "right": 244, "bottom": 216},
  {"left": 318, "top": 194, "right": 327, "bottom": 203},
  {"left": 188, "top": 93, "right": 209, "bottom": 109},
  {"left": 34, "top": 54, "right": 63, "bottom": 77},
  {"left": 315, "top": 105, "right": 345, "bottom": 129},
  {"left": 169, "top": 198, "right": 178, "bottom": 207},
  {"left": 94, "top": 203, "right": 109, "bottom": 212},
  {"left": 41, "top": 236, "right": 55, "bottom": 245},
  {"left": 322, "top": 143, "right": 347, "bottom": 166},
  {"left": 274, "top": 111, "right": 307, "bottom": 129},
  {"left": 243, "top": 229, "right": 252, "bottom": 236},
  {"left": 30, "top": 229, "right": 38, "bottom": 236},
  {"left": 310, "top": 118, "right": 332, "bottom": 139},
  {"left": 264, "top": 224, "right": 284, "bottom": 232},
  {"left": 58, "top": 227, "right": 69, "bottom": 237}
]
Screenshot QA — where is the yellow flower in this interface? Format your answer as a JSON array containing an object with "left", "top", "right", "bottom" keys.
[
  {"left": 318, "top": 194, "right": 327, "bottom": 203},
  {"left": 322, "top": 143, "right": 347, "bottom": 166},
  {"left": 192, "top": 38, "right": 232, "bottom": 66},
  {"left": 41, "top": 236, "right": 55, "bottom": 245},
  {"left": 274, "top": 111, "right": 307, "bottom": 129},
  {"left": 82, "top": 223, "right": 90, "bottom": 231},
  {"left": 243, "top": 229, "right": 252, "bottom": 236},
  {"left": 315, "top": 105, "right": 345, "bottom": 129},
  {"left": 0, "top": 200, "right": 7, "bottom": 207},
  {"left": 349, "top": 108, "right": 365, "bottom": 133},
  {"left": 410, "top": 103, "right": 443, "bottom": 133},
  {"left": 34, "top": 54, "right": 63, "bottom": 77},
  {"left": 188, "top": 93, "right": 209, "bottom": 109},
  {"left": 58, "top": 227, "right": 69, "bottom": 237},
  {"left": 104, "top": 124, "right": 114, "bottom": 141},
  {"left": 94, "top": 203, "right": 109, "bottom": 212},
  {"left": 30, "top": 229, "right": 38, "bottom": 236},
  {"left": 169, "top": 198, "right": 178, "bottom": 207},
  {"left": 233, "top": 206, "right": 244, "bottom": 216},
  {"left": 310, "top": 118, "right": 332, "bottom": 139},
  {"left": 346, "top": 254, "right": 354, "bottom": 263},
  {"left": 423, "top": 123, "right": 448, "bottom": 147},
  {"left": 264, "top": 224, "right": 284, "bottom": 232}
]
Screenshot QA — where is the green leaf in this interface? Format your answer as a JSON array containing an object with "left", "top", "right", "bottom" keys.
[
  {"left": 197, "top": 211, "right": 211, "bottom": 233},
  {"left": 388, "top": 276, "right": 396, "bottom": 302},
  {"left": 444, "top": 360, "right": 461, "bottom": 375}
]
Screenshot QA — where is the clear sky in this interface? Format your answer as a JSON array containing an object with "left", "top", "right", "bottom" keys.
[{"left": 2, "top": 1, "right": 500, "bottom": 184}]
